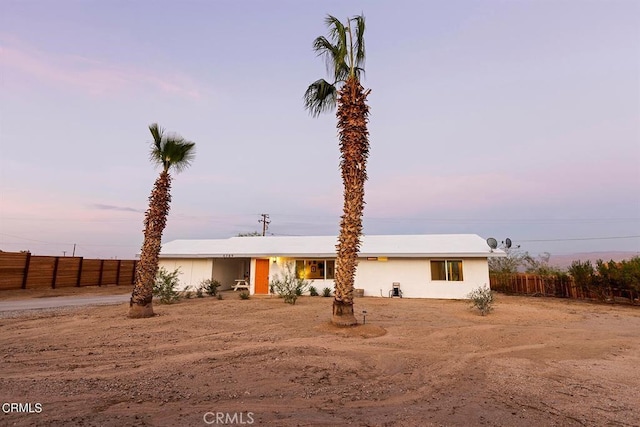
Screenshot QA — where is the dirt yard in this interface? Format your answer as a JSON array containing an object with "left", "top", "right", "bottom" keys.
[{"left": 1, "top": 288, "right": 639, "bottom": 426}]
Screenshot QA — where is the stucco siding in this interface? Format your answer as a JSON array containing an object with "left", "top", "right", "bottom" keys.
[
  {"left": 354, "top": 258, "right": 489, "bottom": 299},
  {"left": 158, "top": 258, "right": 213, "bottom": 291}
]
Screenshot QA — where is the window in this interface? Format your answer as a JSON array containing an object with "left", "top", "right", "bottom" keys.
[
  {"left": 295, "top": 260, "right": 335, "bottom": 280},
  {"left": 430, "top": 260, "right": 463, "bottom": 281}
]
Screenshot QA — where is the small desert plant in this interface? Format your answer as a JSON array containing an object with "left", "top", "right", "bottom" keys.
[
  {"left": 153, "top": 267, "right": 182, "bottom": 304},
  {"left": 199, "top": 279, "right": 221, "bottom": 296},
  {"left": 182, "top": 286, "right": 193, "bottom": 299},
  {"left": 195, "top": 286, "right": 204, "bottom": 298},
  {"left": 468, "top": 285, "right": 494, "bottom": 316},
  {"left": 239, "top": 291, "right": 250, "bottom": 300},
  {"left": 322, "top": 287, "right": 332, "bottom": 297},
  {"left": 270, "top": 262, "right": 312, "bottom": 305},
  {"left": 309, "top": 286, "right": 319, "bottom": 296},
  {"left": 217, "top": 293, "right": 223, "bottom": 300}
]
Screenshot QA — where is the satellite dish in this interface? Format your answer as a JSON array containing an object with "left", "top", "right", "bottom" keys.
[
  {"left": 486, "top": 237, "right": 498, "bottom": 250},
  {"left": 505, "top": 238, "right": 512, "bottom": 249}
]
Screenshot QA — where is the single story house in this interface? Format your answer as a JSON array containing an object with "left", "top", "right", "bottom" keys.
[{"left": 158, "top": 234, "right": 505, "bottom": 299}]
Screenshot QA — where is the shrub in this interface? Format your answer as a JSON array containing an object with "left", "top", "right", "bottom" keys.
[
  {"left": 309, "top": 286, "right": 319, "bottom": 296},
  {"left": 217, "top": 294, "right": 223, "bottom": 300},
  {"left": 468, "top": 285, "right": 494, "bottom": 316},
  {"left": 153, "top": 267, "right": 182, "bottom": 304},
  {"left": 199, "top": 279, "right": 221, "bottom": 296},
  {"left": 195, "top": 286, "right": 204, "bottom": 298},
  {"left": 182, "top": 286, "right": 193, "bottom": 299},
  {"left": 322, "top": 287, "right": 332, "bottom": 297},
  {"left": 239, "top": 291, "right": 250, "bottom": 300},
  {"left": 270, "top": 262, "right": 312, "bottom": 305},
  {"left": 568, "top": 260, "right": 596, "bottom": 295}
]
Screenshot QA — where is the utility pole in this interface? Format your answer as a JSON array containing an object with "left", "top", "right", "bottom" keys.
[
  {"left": 72, "top": 244, "right": 76, "bottom": 257},
  {"left": 259, "top": 214, "right": 270, "bottom": 236}
]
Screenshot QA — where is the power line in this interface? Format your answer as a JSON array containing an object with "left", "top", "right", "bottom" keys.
[
  {"left": 0, "top": 233, "right": 139, "bottom": 248},
  {"left": 4, "top": 213, "right": 638, "bottom": 224},
  {"left": 0, "top": 233, "right": 73, "bottom": 245},
  {"left": 518, "top": 235, "right": 640, "bottom": 243}
]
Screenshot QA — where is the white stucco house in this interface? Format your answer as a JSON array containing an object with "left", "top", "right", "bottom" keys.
[{"left": 158, "top": 234, "right": 505, "bottom": 299}]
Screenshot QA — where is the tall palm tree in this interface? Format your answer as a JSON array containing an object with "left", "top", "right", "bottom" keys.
[
  {"left": 304, "top": 14, "right": 370, "bottom": 326},
  {"left": 129, "top": 123, "right": 196, "bottom": 318}
]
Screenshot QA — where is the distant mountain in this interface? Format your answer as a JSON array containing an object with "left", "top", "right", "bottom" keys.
[{"left": 548, "top": 251, "right": 639, "bottom": 269}]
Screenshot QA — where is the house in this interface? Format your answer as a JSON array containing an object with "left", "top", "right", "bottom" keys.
[{"left": 158, "top": 234, "right": 505, "bottom": 299}]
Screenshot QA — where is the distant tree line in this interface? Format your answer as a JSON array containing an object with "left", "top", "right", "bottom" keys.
[
  {"left": 567, "top": 257, "right": 640, "bottom": 301},
  {"left": 490, "top": 248, "right": 640, "bottom": 303}
]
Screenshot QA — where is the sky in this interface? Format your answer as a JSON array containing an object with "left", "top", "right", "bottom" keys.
[{"left": 0, "top": 0, "right": 639, "bottom": 260}]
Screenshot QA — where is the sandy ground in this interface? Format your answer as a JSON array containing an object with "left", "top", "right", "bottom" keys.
[{"left": 1, "top": 287, "right": 639, "bottom": 427}]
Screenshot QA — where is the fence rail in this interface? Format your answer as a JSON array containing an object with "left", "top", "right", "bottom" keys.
[
  {"left": 0, "top": 252, "right": 137, "bottom": 291},
  {"left": 490, "top": 273, "right": 638, "bottom": 304}
]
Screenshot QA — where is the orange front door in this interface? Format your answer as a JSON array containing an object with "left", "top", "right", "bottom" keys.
[{"left": 255, "top": 259, "right": 270, "bottom": 294}]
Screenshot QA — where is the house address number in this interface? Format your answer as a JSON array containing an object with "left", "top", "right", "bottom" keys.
[{"left": 222, "top": 254, "right": 234, "bottom": 258}]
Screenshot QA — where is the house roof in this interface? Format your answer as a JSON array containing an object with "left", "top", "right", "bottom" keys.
[{"left": 159, "top": 234, "right": 506, "bottom": 259}]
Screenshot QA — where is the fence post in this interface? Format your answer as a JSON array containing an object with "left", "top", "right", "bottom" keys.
[
  {"left": 98, "top": 259, "right": 104, "bottom": 287},
  {"left": 132, "top": 260, "right": 137, "bottom": 284},
  {"left": 76, "top": 257, "right": 83, "bottom": 287},
  {"left": 51, "top": 256, "right": 60, "bottom": 289},
  {"left": 115, "top": 260, "right": 121, "bottom": 286},
  {"left": 21, "top": 252, "right": 32, "bottom": 290}
]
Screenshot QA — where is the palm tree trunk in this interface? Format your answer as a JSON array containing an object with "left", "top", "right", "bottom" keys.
[
  {"left": 129, "top": 170, "right": 172, "bottom": 318},
  {"left": 333, "top": 77, "right": 370, "bottom": 326}
]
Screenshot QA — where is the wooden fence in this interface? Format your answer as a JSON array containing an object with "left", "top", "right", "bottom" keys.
[
  {"left": 490, "top": 273, "right": 638, "bottom": 304},
  {"left": 0, "top": 251, "right": 137, "bottom": 291}
]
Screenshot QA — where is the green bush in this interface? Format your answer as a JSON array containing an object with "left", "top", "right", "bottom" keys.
[
  {"left": 309, "top": 286, "right": 319, "bottom": 296},
  {"left": 239, "top": 291, "right": 250, "bottom": 300},
  {"left": 153, "top": 267, "right": 182, "bottom": 304},
  {"left": 568, "top": 260, "right": 596, "bottom": 296},
  {"left": 322, "top": 287, "right": 332, "bottom": 297},
  {"left": 199, "top": 279, "right": 221, "bottom": 296},
  {"left": 195, "top": 286, "right": 204, "bottom": 298},
  {"left": 468, "top": 285, "right": 494, "bottom": 316},
  {"left": 270, "top": 262, "right": 311, "bottom": 305}
]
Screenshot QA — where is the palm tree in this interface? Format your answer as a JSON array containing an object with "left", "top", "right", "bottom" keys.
[
  {"left": 304, "top": 14, "right": 370, "bottom": 326},
  {"left": 129, "top": 123, "right": 196, "bottom": 318}
]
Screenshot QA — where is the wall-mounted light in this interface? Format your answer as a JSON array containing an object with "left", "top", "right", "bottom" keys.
[{"left": 271, "top": 257, "right": 277, "bottom": 264}]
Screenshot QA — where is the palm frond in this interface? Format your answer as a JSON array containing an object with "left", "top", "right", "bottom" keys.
[
  {"left": 149, "top": 123, "right": 164, "bottom": 153},
  {"left": 304, "top": 79, "right": 337, "bottom": 117},
  {"left": 147, "top": 124, "right": 196, "bottom": 173},
  {"left": 351, "top": 15, "right": 366, "bottom": 70},
  {"left": 325, "top": 15, "right": 351, "bottom": 81},
  {"left": 305, "top": 14, "right": 367, "bottom": 115},
  {"left": 324, "top": 15, "right": 347, "bottom": 46},
  {"left": 160, "top": 139, "right": 196, "bottom": 173},
  {"left": 353, "top": 66, "right": 365, "bottom": 80},
  {"left": 313, "top": 36, "right": 345, "bottom": 82}
]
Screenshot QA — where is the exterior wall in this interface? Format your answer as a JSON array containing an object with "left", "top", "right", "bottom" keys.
[
  {"left": 158, "top": 258, "right": 250, "bottom": 291},
  {"left": 354, "top": 258, "right": 489, "bottom": 299},
  {"left": 160, "top": 256, "right": 490, "bottom": 299},
  {"left": 158, "top": 258, "right": 213, "bottom": 291}
]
